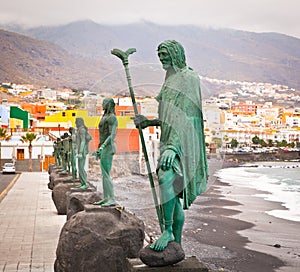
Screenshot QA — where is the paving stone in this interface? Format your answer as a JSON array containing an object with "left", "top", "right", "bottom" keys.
[{"left": 0, "top": 172, "right": 65, "bottom": 272}]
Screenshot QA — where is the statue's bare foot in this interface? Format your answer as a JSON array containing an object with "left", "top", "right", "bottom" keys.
[
  {"left": 101, "top": 200, "right": 116, "bottom": 207},
  {"left": 77, "top": 184, "right": 88, "bottom": 189},
  {"left": 93, "top": 199, "right": 107, "bottom": 205},
  {"left": 149, "top": 230, "right": 174, "bottom": 251}
]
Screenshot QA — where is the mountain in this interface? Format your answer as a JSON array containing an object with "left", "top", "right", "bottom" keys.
[
  {"left": 1, "top": 20, "right": 300, "bottom": 94},
  {"left": 0, "top": 29, "right": 111, "bottom": 90}
]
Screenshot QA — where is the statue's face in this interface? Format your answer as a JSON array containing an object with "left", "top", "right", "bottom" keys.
[
  {"left": 102, "top": 100, "right": 109, "bottom": 111},
  {"left": 75, "top": 118, "right": 81, "bottom": 128},
  {"left": 158, "top": 47, "right": 172, "bottom": 70}
]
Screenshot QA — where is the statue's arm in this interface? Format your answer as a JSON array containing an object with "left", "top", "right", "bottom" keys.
[
  {"left": 133, "top": 114, "right": 161, "bottom": 129},
  {"left": 72, "top": 135, "right": 77, "bottom": 154},
  {"left": 78, "top": 128, "right": 86, "bottom": 155},
  {"left": 147, "top": 119, "right": 161, "bottom": 127}
]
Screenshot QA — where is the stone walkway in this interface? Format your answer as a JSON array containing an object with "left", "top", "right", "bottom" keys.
[{"left": 0, "top": 172, "right": 65, "bottom": 271}]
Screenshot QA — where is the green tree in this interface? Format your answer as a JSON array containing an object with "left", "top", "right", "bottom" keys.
[
  {"left": 289, "top": 142, "right": 295, "bottom": 148},
  {"left": 21, "top": 132, "right": 37, "bottom": 172},
  {"left": 223, "top": 135, "right": 229, "bottom": 147},
  {"left": 281, "top": 139, "right": 288, "bottom": 147},
  {"left": 259, "top": 139, "right": 267, "bottom": 147},
  {"left": 212, "top": 137, "right": 222, "bottom": 148},
  {"left": 0, "top": 127, "right": 11, "bottom": 166},
  {"left": 277, "top": 139, "right": 288, "bottom": 147},
  {"left": 230, "top": 138, "right": 238, "bottom": 148},
  {"left": 267, "top": 139, "right": 274, "bottom": 147},
  {"left": 252, "top": 135, "right": 260, "bottom": 145},
  {"left": 223, "top": 135, "right": 229, "bottom": 142}
]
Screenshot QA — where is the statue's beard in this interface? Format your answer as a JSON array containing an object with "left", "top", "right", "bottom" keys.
[{"left": 162, "top": 62, "right": 171, "bottom": 70}]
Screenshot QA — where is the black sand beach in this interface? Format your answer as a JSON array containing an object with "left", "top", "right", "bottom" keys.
[{"left": 93, "top": 159, "right": 300, "bottom": 272}]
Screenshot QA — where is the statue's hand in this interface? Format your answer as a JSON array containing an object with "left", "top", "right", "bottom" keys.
[
  {"left": 132, "top": 114, "right": 149, "bottom": 129},
  {"left": 77, "top": 153, "right": 82, "bottom": 159},
  {"left": 160, "top": 149, "right": 176, "bottom": 171},
  {"left": 92, "top": 150, "right": 99, "bottom": 160},
  {"left": 92, "top": 147, "right": 103, "bottom": 160},
  {"left": 98, "top": 146, "right": 104, "bottom": 157}
]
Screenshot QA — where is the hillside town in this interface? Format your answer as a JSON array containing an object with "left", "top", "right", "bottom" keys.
[{"left": 0, "top": 76, "right": 300, "bottom": 172}]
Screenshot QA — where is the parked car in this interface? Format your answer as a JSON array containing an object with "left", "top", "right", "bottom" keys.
[{"left": 2, "top": 163, "right": 16, "bottom": 174}]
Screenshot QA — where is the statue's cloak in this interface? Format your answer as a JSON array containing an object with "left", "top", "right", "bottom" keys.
[{"left": 156, "top": 66, "right": 208, "bottom": 209}]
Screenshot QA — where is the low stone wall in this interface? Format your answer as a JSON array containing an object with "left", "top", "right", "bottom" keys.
[
  {"left": 2, "top": 152, "right": 141, "bottom": 174},
  {"left": 6, "top": 150, "right": 298, "bottom": 173},
  {"left": 89, "top": 152, "right": 140, "bottom": 179},
  {"left": 1, "top": 159, "right": 41, "bottom": 172},
  {"left": 222, "top": 150, "right": 300, "bottom": 162}
]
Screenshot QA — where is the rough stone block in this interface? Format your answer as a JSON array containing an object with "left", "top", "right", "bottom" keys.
[
  {"left": 54, "top": 206, "right": 145, "bottom": 272},
  {"left": 139, "top": 242, "right": 185, "bottom": 267},
  {"left": 52, "top": 183, "right": 82, "bottom": 214},
  {"left": 66, "top": 190, "right": 101, "bottom": 220}
]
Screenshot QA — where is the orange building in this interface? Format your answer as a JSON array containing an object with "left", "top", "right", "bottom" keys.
[
  {"left": 90, "top": 103, "right": 141, "bottom": 153},
  {"left": 88, "top": 127, "right": 140, "bottom": 154},
  {"left": 231, "top": 102, "right": 257, "bottom": 115},
  {"left": 21, "top": 102, "right": 48, "bottom": 121}
]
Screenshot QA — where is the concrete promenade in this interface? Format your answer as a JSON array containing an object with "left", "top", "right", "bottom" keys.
[{"left": 0, "top": 172, "right": 65, "bottom": 272}]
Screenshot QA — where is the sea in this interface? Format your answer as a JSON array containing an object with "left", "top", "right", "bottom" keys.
[{"left": 214, "top": 161, "right": 300, "bottom": 222}]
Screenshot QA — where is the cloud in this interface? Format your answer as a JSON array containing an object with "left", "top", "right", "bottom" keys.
[{"left": 0, "top": 0, "right": 299, "bottom": 38}]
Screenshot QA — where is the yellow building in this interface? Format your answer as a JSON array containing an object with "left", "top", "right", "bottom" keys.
[{"left": 40, "top": 109, "right": 134, "bottom": 130}]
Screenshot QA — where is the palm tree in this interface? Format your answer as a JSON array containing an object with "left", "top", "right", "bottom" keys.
[
  {"left": 223, "top": 135, "right": 229, "bottom": 148},
  {"left": 21, "top": 132, "right": 37, "bottom": 172},
  {"left": 0, "top": 127, "right": 12, "bottom": 166}
]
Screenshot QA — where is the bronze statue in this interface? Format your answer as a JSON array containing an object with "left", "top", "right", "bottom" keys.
[
  {"left": 93, "top": 98, "right": 118, "bottom": 206},
  {"left": 61, "top": 132, "right": 70, "bottom": 173},
  {"left": 134, "top": 40, "right": 208, "bottom": 251},
  {"left": 53, "top": 139, "right": 61, "bottom": 167},
  {"left": 69, "top": 127, "right": 77, "bottom": 180},
  {"left": 75, "top": 117, "right": 92, "bottom": 189}
]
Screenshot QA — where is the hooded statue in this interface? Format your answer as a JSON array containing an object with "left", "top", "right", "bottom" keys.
[
  {"left": 134, "top": 40, "right": 208, "bottom": 254},
  {"left": 156, "top": 40, "right": 208, "bottom": 209}
]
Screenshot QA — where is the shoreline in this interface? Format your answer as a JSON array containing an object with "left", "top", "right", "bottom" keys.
[
  {"left": 205, "top": 159, "right": 300, "bottom": 271},
  {"left": 109, "top": 158, "right": 300, "bottom": 271}
]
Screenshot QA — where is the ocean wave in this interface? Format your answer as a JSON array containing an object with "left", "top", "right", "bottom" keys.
[{"left": 215, "top": 162, "right": 300, "bottom": 222}]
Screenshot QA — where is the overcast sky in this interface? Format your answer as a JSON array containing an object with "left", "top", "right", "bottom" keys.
[{"left": 1, "top": 0, "right": 299, "bottom": 38}]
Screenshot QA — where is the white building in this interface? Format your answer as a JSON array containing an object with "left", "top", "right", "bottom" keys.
[{"left": 0, "top": 138, "right": 54, "bottom": 161}]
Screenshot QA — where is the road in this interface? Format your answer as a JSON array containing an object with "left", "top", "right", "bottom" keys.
[{"left": 0, "top": 173, "right": 20, "bottom": 202}]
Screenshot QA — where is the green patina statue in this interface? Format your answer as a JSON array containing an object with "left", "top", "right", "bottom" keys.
[
  {"left": 93, "top": 98, "right": 118, "bottom": 206},
  {"left": 75, "top": 117, "right": 92, "bottom": 189},
  {"left": 61, "top": 132, "right": 70, "bottom": 173},
  {"left": 134, "top": 40, "right": 208, "bottom": 251},
  {"left": 69, "top": 127, "right": 77, "bottom": 180},
  {"left": 53, "top": 139, "right": 62, "bottom": 167}
]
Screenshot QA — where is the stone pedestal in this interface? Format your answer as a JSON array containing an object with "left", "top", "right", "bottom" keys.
[
  {"left": 66, "top": 188, "right": 101, "bottom": 220},
  {"left": 54, "top": 205, "right": 145, "bottom": 272},
  {"left": 139, "top": 242, "right": 185, "bottom": 267},
  {"left": 52, "top": 183, "right": 90, "bottom": 214},
  {"left": 48, "top": 164, "right": 60, "bottom": 174},
  {"left": 127, "top": 256, "right": 209, "bottom": 272},
  {"left": 59, "top": 171, "right": 69, "bottom": 177},
  {"left": 48, "top": 167, "right": 77, "bottom": 190},
  {"left": 49, "top": 176, "right": 78, "bottom": 190}
]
